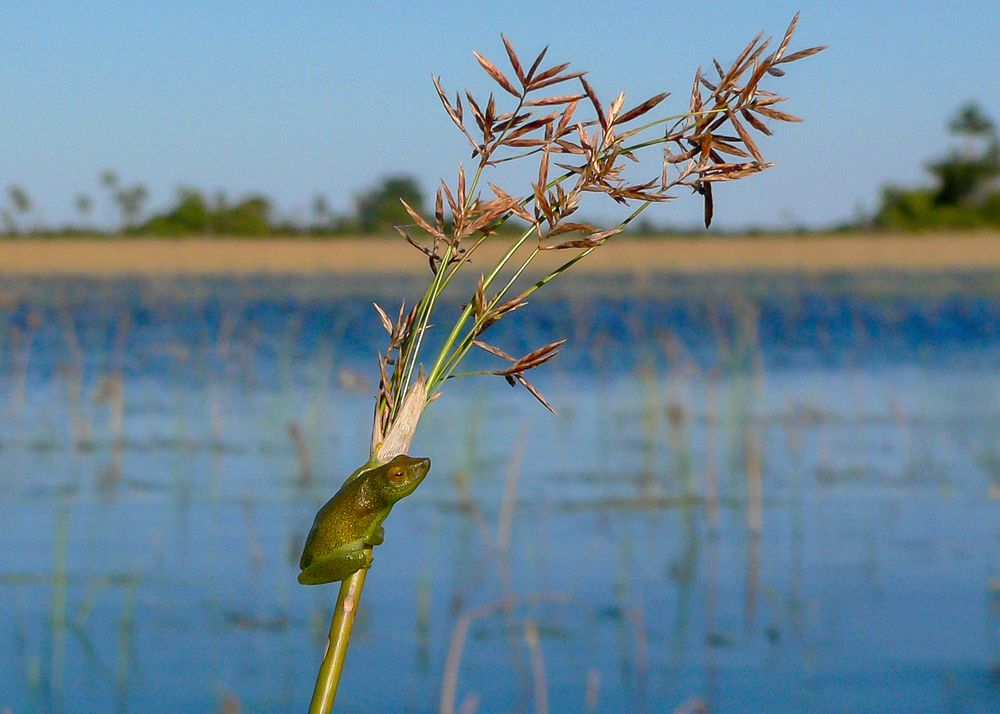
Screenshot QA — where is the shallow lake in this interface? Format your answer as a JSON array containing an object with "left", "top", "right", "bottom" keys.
[{"left": 1, "top": 271, "right": 998, "bottom": 713}]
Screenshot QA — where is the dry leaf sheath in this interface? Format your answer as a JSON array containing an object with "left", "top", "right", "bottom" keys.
[{"left": 309, "top": 17, "right": 822, "bottom": 714}]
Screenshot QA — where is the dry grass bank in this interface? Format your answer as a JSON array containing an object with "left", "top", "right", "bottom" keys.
[{"left": 2, "top": 233, "right": 999, "bottom": 276}]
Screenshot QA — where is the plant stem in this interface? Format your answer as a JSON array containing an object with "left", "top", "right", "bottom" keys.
[
  {"left": 517, "top": 201, "right": 654, "bottom": 300},
  {"left": 308, "top": 563, "right": 369, "bottom": 714},
  {"left": 428, "top": 243, "right": 540, "bottom": 391},
  {"left": 395, "top": 242, "right": 455, "bottom": 411},
  {"left": 426, "top": 224, "right": 537, "bottom": 391},
  {"left": 396, "top": 159, "right": 491, "bottom": 407}
]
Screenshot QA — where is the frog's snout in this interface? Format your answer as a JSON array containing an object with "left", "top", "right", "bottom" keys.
[{"left": 414, "top": 457, "right": 431, "bottom": 477}]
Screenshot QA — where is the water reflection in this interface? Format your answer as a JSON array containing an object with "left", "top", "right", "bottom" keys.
[{"left": 0, "top": 273, "right": 998, "bottom": 712}]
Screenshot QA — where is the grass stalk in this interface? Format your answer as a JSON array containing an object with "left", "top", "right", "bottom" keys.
[
  {"left": 308, "top": 565, "right": 369, "bottom": 714},
  {"left": 303, "top": 17, "right": 822, "bottom": 711}
]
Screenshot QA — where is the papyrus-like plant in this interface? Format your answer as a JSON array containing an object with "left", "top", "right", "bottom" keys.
[{"left": 307, "top": 15, "right": 824, "bottom": 712}]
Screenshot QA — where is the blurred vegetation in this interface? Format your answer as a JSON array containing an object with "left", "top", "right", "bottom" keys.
[
  {"left": 354, "top": 175, "right": 423, "bottom": 233},
  {"left": 141, "top": 189, "right": 273, "bottom": 235},
  {"left": 875, "top": 103, "right": 1000, "bottom": 230},
  {"left": 0, "top": 175, "right": 429, "bottom": 238}
]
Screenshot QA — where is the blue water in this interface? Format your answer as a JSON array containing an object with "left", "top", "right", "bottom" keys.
[{"left": 0, "top": 272, "right": 998, "bottom": 713}]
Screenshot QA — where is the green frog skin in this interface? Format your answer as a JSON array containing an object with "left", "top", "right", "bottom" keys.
[{"left": 297, "top": 454, "right": 430, "bottom": 585}]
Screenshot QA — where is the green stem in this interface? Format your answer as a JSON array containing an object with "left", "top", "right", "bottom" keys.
[
  {"left": 395, "top": 241, "right": 455, "bottom": 411},
  {"left": 520, "top": 201, "right": 654, "bottom": 299},
  {"left": 425, "top": 224, "right": 537, "bottom": 391},
  {"left": 429, "top": 243, "right": 540, "bottom": 391},
  {"left": 307, "top": 561, "right": 370, "bottom": 714},
  {"left": 396, "top": 157, "right": 492, "bottom": 406},
  {"left": 446, "top": 369, "right": 497, "bottom": 379}
]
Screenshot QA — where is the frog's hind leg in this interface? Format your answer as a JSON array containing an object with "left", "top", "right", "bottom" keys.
[{"left": 297, "top": 548, "right": 374, "bottom": 585}]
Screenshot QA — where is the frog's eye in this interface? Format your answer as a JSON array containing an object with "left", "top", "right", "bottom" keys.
[{"left": 388, "top": 468, "right": 405, "bottom": 483}]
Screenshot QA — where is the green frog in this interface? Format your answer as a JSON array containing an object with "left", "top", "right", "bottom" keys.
[{"left": 297, "top": 454, "right": 430, "bottom": 585}]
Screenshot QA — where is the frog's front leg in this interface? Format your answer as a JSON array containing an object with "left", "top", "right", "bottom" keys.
[
  {"left": 368, "top": 526, "right": 385, "bottom": 546},
  {"left": 297, "top": 546, "right": 374, "bottom": 585}
]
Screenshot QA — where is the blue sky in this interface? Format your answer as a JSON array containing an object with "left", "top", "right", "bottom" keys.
[{"left": 1, "top": 1, "right": 998, "bottom": 230}]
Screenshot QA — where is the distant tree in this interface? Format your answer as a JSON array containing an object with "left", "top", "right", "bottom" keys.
[
  {"left": 9, "top": 185, "right": 31, "bottom": 214},
  {"left": 7, "top": 185, "right": 32, "bottom": 233},
  {"left": 355, "top": 175, "right": 423, "bottom": 232},
  {"left": 99, "top": 170, "right": 120, "bottom": 231},
  {"left": 100, "top": 170, "right": 119, "bottom": 190},
  {"left": 949, "top": 103, "right": 995, "bottom": 157},
  {"left": 875, "top": 103, "right": 1000, "bottom": 228},
  {"left": 313, "top": 194, "right": 331, "bottom": 229},
  {"left": 929, "top": 104, "right": 999, "bottom": 207},
  {"left": 116, "top": 184, "right": 149, "bottom": 229},
  {"left": 75, "top": 194, "right": 93, "bottom": 221}
]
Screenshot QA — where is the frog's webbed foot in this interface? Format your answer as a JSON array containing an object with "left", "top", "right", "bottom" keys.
[{"left": 368, "top": 526, "right": 385, "bottom": 546}]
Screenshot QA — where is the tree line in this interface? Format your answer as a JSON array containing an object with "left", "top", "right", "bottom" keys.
[{"left": 1, "top": 173, "right": 426, "bottom": 237}]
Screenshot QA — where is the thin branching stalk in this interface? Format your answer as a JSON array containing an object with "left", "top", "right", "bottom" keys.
[{"left": 307, "top": 16, "right": 823, "bottom": 712}]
